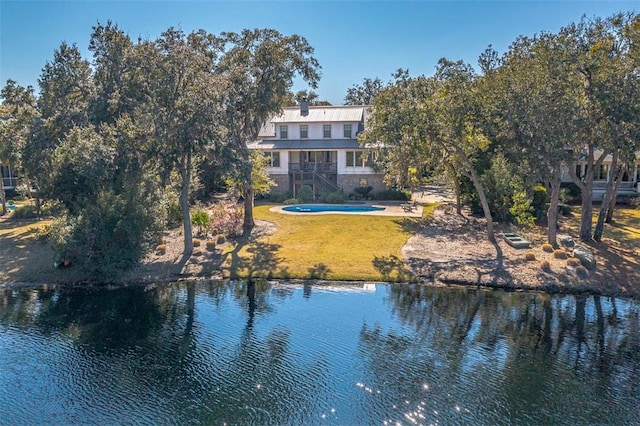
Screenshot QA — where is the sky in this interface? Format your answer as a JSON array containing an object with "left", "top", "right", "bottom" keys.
[{"left": 1, "top": 1, "right": 638, "bottom": 105}]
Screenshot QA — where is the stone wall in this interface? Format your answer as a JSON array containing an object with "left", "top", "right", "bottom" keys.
[
  {"left": 268, "top": 174, "right": 290, "bottom": 195},
  {"left": 338, "top": 174, "right": 386, "bottom": 194}
]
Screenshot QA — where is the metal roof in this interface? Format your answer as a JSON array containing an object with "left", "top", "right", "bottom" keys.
[
  {"left": 270, "top": 106, "right": 368, "bottom": 123},
  {"left": 248, "top": 139, "right": 363, "bottom": 150}
]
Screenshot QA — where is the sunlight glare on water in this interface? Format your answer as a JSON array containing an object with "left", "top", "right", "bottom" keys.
[{"left": 1, "top": 282, "right": 639, "bottom": 425}]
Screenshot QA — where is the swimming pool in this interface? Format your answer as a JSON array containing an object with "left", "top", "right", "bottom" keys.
[{"left": 282, "top": 204, "right": 385, "bottom": 213}]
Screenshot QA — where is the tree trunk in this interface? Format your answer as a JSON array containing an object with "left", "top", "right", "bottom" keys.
[
  {"left": 459, "top": 148, "right": 495, "bottom": 244},
  {"left": 594, "top": 152, "right": 619, "bottom": 241},
  {"left": 579, "top": 178, "right": 594, "bottom": 242},
  {"left": 605, "top": 166, "right": 625, "bottom": 224},
  {"left": 179, "top": 154, "right": 193, "bottom": 256},
  {"left": 447, "top": 164, "right": 462, "bottom": 215},
  {"left": 0, "top": 174, "right": 6, "bottom": 216},
  {"left": 243, "top": 182, "right": 255, "bottom": 231},
  {"left": 546, "top": 171, "right": 561, "bottom": 247}
]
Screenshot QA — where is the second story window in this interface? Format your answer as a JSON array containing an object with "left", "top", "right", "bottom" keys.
[
  {"left": 300, "top": 125, "right": 308, "bottom": 139},
  {"left": 323, "top": 124, "right": 331, "bottom": 138},
  {"left": 280, "top": 125, "right": 288, "bottom": 139},
  {"left": 343, "top": 124, "right": 352, "bottom": 138}
]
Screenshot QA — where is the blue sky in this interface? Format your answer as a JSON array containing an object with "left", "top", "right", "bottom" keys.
[{"left": 1, "top": 1, "right": 637, "bottom": 105}]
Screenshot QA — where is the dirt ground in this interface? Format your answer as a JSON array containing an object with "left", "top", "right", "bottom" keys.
[{"left": 402, "top": 203, "right": 640, "bottom": 297}]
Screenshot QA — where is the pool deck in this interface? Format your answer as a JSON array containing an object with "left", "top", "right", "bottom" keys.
[{"left": 270, "top": 202, "right": 424, "bottom": 217}]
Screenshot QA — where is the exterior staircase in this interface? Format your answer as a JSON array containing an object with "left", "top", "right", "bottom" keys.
[{"left": 312, "top": 171, "right": 341, "bottom": 194}]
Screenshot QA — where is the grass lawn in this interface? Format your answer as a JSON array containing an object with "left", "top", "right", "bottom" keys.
[
  {"left": 221, "top": 204, "right": 437, "bottom": 281},
  {"left": 563, "top": 206, "right": 640, "bottom": 250}
]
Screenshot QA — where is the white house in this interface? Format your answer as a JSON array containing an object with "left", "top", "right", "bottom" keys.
[
  {"left": 1, "top": 163, "right": 18, "bottom": 191},
  {"left": 563, "top": 150, "right": 640, "bottom": 201},
  {"left": 248, "top": 102, "right": 386, "bottom": 198}
]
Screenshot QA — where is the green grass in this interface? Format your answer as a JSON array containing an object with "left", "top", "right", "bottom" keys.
[
  {"left": 221, "top": 203, "right": 436, "bottom": 281},
  {"left": 566, "top": 206, "right": 640, "bottom": 250}
]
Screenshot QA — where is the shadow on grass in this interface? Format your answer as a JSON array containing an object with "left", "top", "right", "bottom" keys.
[
  {"left": 393, "top": 216, "right": 434, "bottom": 234},
  {"left": 223, "top": 238, "right": 289, "bottom": 282},
  {"left": 307, "top": 263, "right": 331, "bottom": 279},
  {"left": 372, "top": 255, "right": 415, "bottom": 282}
]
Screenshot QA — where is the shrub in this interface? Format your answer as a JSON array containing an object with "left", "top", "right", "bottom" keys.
[
  {"left": 206, "top": 240, "right": 216, "bottom": 251},
  {"left": 283, "top": 198, "right": 300, "bottom": 204},
  {"left": 297, "top": 185, "right": 315, "bottom": 203},
  {"left": 575, "top": 266, "right": 589, "bottom": 278},
  {"left": 509, "top": 187, "right": 535, "bottom": 228},
  {"left": 560, "top": 182, "right": 581, "bottom": 203},
  {"left": 50, "top": 185, "right": 165, "bottom": 279},
  {"left": 554, "top": 249, "right": 567, "bottom": 259},
  {"left": 532, "top": 184, "right": 548, "bottom": 217},
  {"left": 217, "top": 235, "right": 226, "bottom": 244},
  {"left": 267, "top": 191, "right": 292, "bottom": 203},
  {"left": 210, "top": 202, "right": 243, "bottom": 238},
  {"left": 156, "top": 244, "right": 166, "bottom": 255},
  {"left": 324, "top": 191, "right": 345, "bottom": 204},
  {"left": 191, "top": 209, "right": 211, "bottom": 236},
  {"left": 540, "top": 260, "right": 551, "bottom": 272},
  {"left": 525, "top": 251, "right": 536, "bottom": 261},
  {"left": 541, "top": 243, "right": 554, "bottom": 253},
  {"left": 559, "top": 204, "right": 572, "bottom": 215},
  {"left": 566, "top": 257, "right": 581, "bottom": 267},
  {"left": 352, "top": 185, "right": 374, "bottom": 200},
  {"left": 480, "top": 153, "right": 520, "bottom": 222},
  {"left": 375, "top": 189, "right": 411, "bottom": 201},
  {"left": 193, "top": 238, "right": 201, "bottom": 247},
  {"left": 11, "top": 205, "right": 39, "bottom": 219}
]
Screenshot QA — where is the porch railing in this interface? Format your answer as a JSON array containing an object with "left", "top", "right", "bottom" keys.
[{"left": 289, "top": 162, "right": 337, "bottom": 173}]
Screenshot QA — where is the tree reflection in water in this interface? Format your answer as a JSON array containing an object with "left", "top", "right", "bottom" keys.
[
  {"left": 1, "top": 282, "right": 638, "bottom": 425},
  {"left": 0, "top": 282, "right": 328, "bottom": 425},
  {"left": 358, "top": 285, "right": 640, "bottom": 424}
]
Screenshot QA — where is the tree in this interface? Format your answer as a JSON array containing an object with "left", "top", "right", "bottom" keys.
[
  {"left": 287, "top": 89, "right": 331, "bottom": 106},
  {"left": 361, "top": 60, "right": 499, "bottom": 243},
  {"left": 433, "top": 58, "right": 498, "bottom": 243},
  {"left": 486, "top": 33, "right": 580, "bottom": 246},
  {"left": 135, "top": 28, "right": 227, "bottom": 255},
  {"left": 562, "top": 13, "right": 640, "bottom": 241},
  {"left": 216, "top": 28, "right": 321, "bottom": 231},
  {"left": 0, "top": 80, "right": 39, "bottom": 214},
  {"left": 344, "top": 77, "right": 385, "bottom": 105}
]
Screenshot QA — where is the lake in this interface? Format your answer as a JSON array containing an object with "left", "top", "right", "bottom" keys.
[{"left": 1, "top": 281, "right": 639, "bottom": 425}]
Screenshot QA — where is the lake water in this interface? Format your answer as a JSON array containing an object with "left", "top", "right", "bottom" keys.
[{"left": 1, "top": 281, "right": 639, "bottom": 425}]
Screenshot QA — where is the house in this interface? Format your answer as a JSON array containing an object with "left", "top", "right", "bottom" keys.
[
  {"left": 248, "top": 101, "right": 386, "bottom": 198},
  {"left": 1, "top": 163, "right": 18, "bottom": 191},
  {"left": 562, "top": 150, "right": 640, "bottom": 201}
]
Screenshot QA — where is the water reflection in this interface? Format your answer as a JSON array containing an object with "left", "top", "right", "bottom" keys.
[{"left": 1, "top": 282, "right": 639, "bottom": 425}]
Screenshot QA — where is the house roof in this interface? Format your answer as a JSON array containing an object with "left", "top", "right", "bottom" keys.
[
  {"left": 248, "top": 139, "right": 363, "bottom": 150},
  {"left": 270, "top": 105, "right": 369, "bottom": 124},
  {"left": 256, "top": 105, "right": 370, "bottom": 138}
]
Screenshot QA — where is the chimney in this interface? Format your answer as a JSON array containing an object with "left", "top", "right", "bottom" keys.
[{"left": 299, "top": 97, "right": 309, "bottom": 116}]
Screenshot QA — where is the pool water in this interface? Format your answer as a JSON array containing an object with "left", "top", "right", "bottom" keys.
[{"left": 282, "top": 204, "right": 385, "bottom": 213}]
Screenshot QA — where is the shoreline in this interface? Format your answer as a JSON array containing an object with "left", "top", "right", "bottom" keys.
[{"left": 2, "top": 204, "right": 639, "bottom": 299}]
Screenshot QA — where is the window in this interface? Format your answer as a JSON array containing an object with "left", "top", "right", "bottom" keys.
[
  {"left": 300, "top": 125, "right": 308, "bottom": 139},
  {"left": 323, "top": 124, "right": 331, "bottom": 138},
  {"left": 343, "top": 124, "right": 352, "bottom": 138},
  {"left": 279, "top": 125, "right": 288, "bottom": 139},
  {"left": 346, "top": 151, "right": 354, "bottom": 167},
  {"left": 575, "top": 165, "right": 583, "bottom": 179},
  {"left": 265, "top": 152, "right": 280, "bottom": 168},
  {"left": 596, "top": 164, "right": 609, "bottom": 180},
  {"left": 346, "top": 150, "right": 373, "bottom": 167}
]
